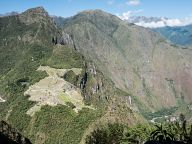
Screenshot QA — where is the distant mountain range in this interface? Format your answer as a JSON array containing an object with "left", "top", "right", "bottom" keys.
[
  {"left": 154, "top": 25, "right": 192, "bottom": 46},
  {"left": 127, "top": 16, "right": 192, "bottom": 28},
  {"left": 127, "top": 16, "right": 192, "bottom": 46},
  {"left": 0, "top": 11, "right": 19, "bottom": 17}
]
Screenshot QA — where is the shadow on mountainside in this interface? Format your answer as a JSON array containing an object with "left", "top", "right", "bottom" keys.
[{"left": 0, "top": 121, "right": 32, "bottom": 144}]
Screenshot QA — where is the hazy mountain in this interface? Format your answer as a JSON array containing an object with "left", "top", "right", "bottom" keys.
[
  {"left": 128, "top": 16, "right": 168, "bottom": 24},
  {"left": 0, "top": 11, "right": 19, "bottom": 17},
  {"left": 126, "top": 16, "right": 192, "bottom": 46},
  {"left": 127, "top": 16, "right": 192, "bottom": 28},
  {"left": 52, "top": 15, "right": 67, "bottom": 27},
  {"left": 155, "top": 24, "right": 192, "bottom": 46}
]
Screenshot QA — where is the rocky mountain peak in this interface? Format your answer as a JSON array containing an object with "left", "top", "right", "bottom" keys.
[
  {"left": 74, "top": 9, "right": 120, "bottom": 22},
  {"left": 19, "top": 7, "right": 50, "bottom": 25},
  {"left": 80, "top": 9, "right": 109, "bottom": 16},
  {"left": 22, "top": 6, "right": 48, "bottom": 16}
]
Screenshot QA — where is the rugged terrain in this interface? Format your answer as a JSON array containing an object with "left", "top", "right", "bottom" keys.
[
  {"left": 1, "top": 6, "right": 192, "bottom": 144},
  {"left": 56, "top": 10, "right": 192, "bottom": 114},
  {"left": 0, "top": 7, "right": 143, "bottom": 143}
]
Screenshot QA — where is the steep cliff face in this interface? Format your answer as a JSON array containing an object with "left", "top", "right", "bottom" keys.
[{"left": 60, "top": 10, "right": 192, "bottom": 111}]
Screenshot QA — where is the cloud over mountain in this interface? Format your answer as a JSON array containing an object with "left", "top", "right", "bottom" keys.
[
  {"left": 118, "top": 14, "right": 192, "bottom": 28},
  {"left": 117, "top": 9, "right": 143, "bottom": 20}
]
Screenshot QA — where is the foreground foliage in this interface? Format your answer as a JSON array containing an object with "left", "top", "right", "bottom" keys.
[{"left": 86, "top": 115, "right": 192, "bottom": 144}]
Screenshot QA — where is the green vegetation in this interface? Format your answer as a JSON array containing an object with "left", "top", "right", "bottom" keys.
[
  {"left": 2, "top": 7, "right": 192, "bottom": 144},
  {"left": 44, "top": 45, "right": 85, "bottom": 69},
  {"left": 142, "top": 107, "right": 178, "bottom": 120},
  {"left": 85, "top": 123, "right": 127, "bottom": 144},
  {"left": 85, "top": 123, "right": 154, "bottom": 144},
  {"left": 0, "top": 9, "right": 114, "bottom": 144},
  {"left": 63, "top": 70, "right": 79, "bottom": 86},
  {"left": 27, "top": 106, "right": 103, "bottom": 144},
  {"left": 86, "top": 114, "right": 192, "bottom": 144}
]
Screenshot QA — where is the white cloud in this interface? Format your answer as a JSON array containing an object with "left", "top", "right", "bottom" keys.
[
  {"left": 126, "top": 0, "right": 141, "bottom": 6},
  {"left": 117, "top": 9, "right": 143, "bottom": 20},
  {"left": 107, "top": 0, "right": 115, "bottom": 5},
  {"left": 135, "top": 17, "right": 192, "bottom": 28}
]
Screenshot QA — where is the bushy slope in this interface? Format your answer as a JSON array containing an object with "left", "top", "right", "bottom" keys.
[{"left": 60, "top": 10, "right": 192, "bottom": 113}]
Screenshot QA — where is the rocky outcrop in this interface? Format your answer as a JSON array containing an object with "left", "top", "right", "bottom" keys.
[
  {"left": 80, "top": 72, "right": 88, "bottom": 90},
  {"left": 59, "top": 31, "right": 74, "bottom": 45}
]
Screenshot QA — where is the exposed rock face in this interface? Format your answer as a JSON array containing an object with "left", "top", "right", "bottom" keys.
[
  {"left": 59, "top": 31, "right": 74, "bottom": 45},
  {"left": 61, "top": 10, "right": 192, "bottom": 110},
  {"left": 80, "top": 72, "right": 88, "bottom": 90}
]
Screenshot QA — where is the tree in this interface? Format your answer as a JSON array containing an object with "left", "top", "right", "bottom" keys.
[
  {"left": 150, "top": 124, "right": 174, "bottom": 142},
  {"left": 85, "top": 123, "right": 125, "bottom": 144}
]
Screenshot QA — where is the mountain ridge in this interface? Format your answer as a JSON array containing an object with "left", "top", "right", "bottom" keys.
[
  {"left": 0, "top": 7, "right": 145, "bottom": 143},
  {"left": 155, "top": 24, "right": 192, "bottom": 46},
  {"left": 58, "top": 9, "right": 192, "bottom": 112}
]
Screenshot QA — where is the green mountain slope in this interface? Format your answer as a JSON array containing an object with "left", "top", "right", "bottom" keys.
[
  {"left": 0, "top": 7, "right": 143, "bottom": 144},
  {"left": 59, "top": 10, "right": 192, "bottom": 113}
]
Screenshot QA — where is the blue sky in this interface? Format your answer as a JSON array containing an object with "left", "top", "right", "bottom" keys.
[{"left": 0, "top": 0, "right": 192, "bottom": 19}]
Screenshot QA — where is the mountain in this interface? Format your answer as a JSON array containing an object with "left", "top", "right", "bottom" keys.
[
  {"left": 154, "top": 24, "right": 192, "bottom": 46},
  {"left": 0, "top": 11, "right": 19, "bottom": 17},
  {"left": 52, "top": 15, "right": 67, "bottom": 27},
  {"left": 0, "top": 7, "right": 143, "bottom": 144},
  {"left": 1, "top": 7, "right": 192, "bottom": 144},
  {"left": 126, "top": 16, "right": 192, "bottom": 46},
  {"left": 58, "top": 10, "right": 192, "bottom": 112}
]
